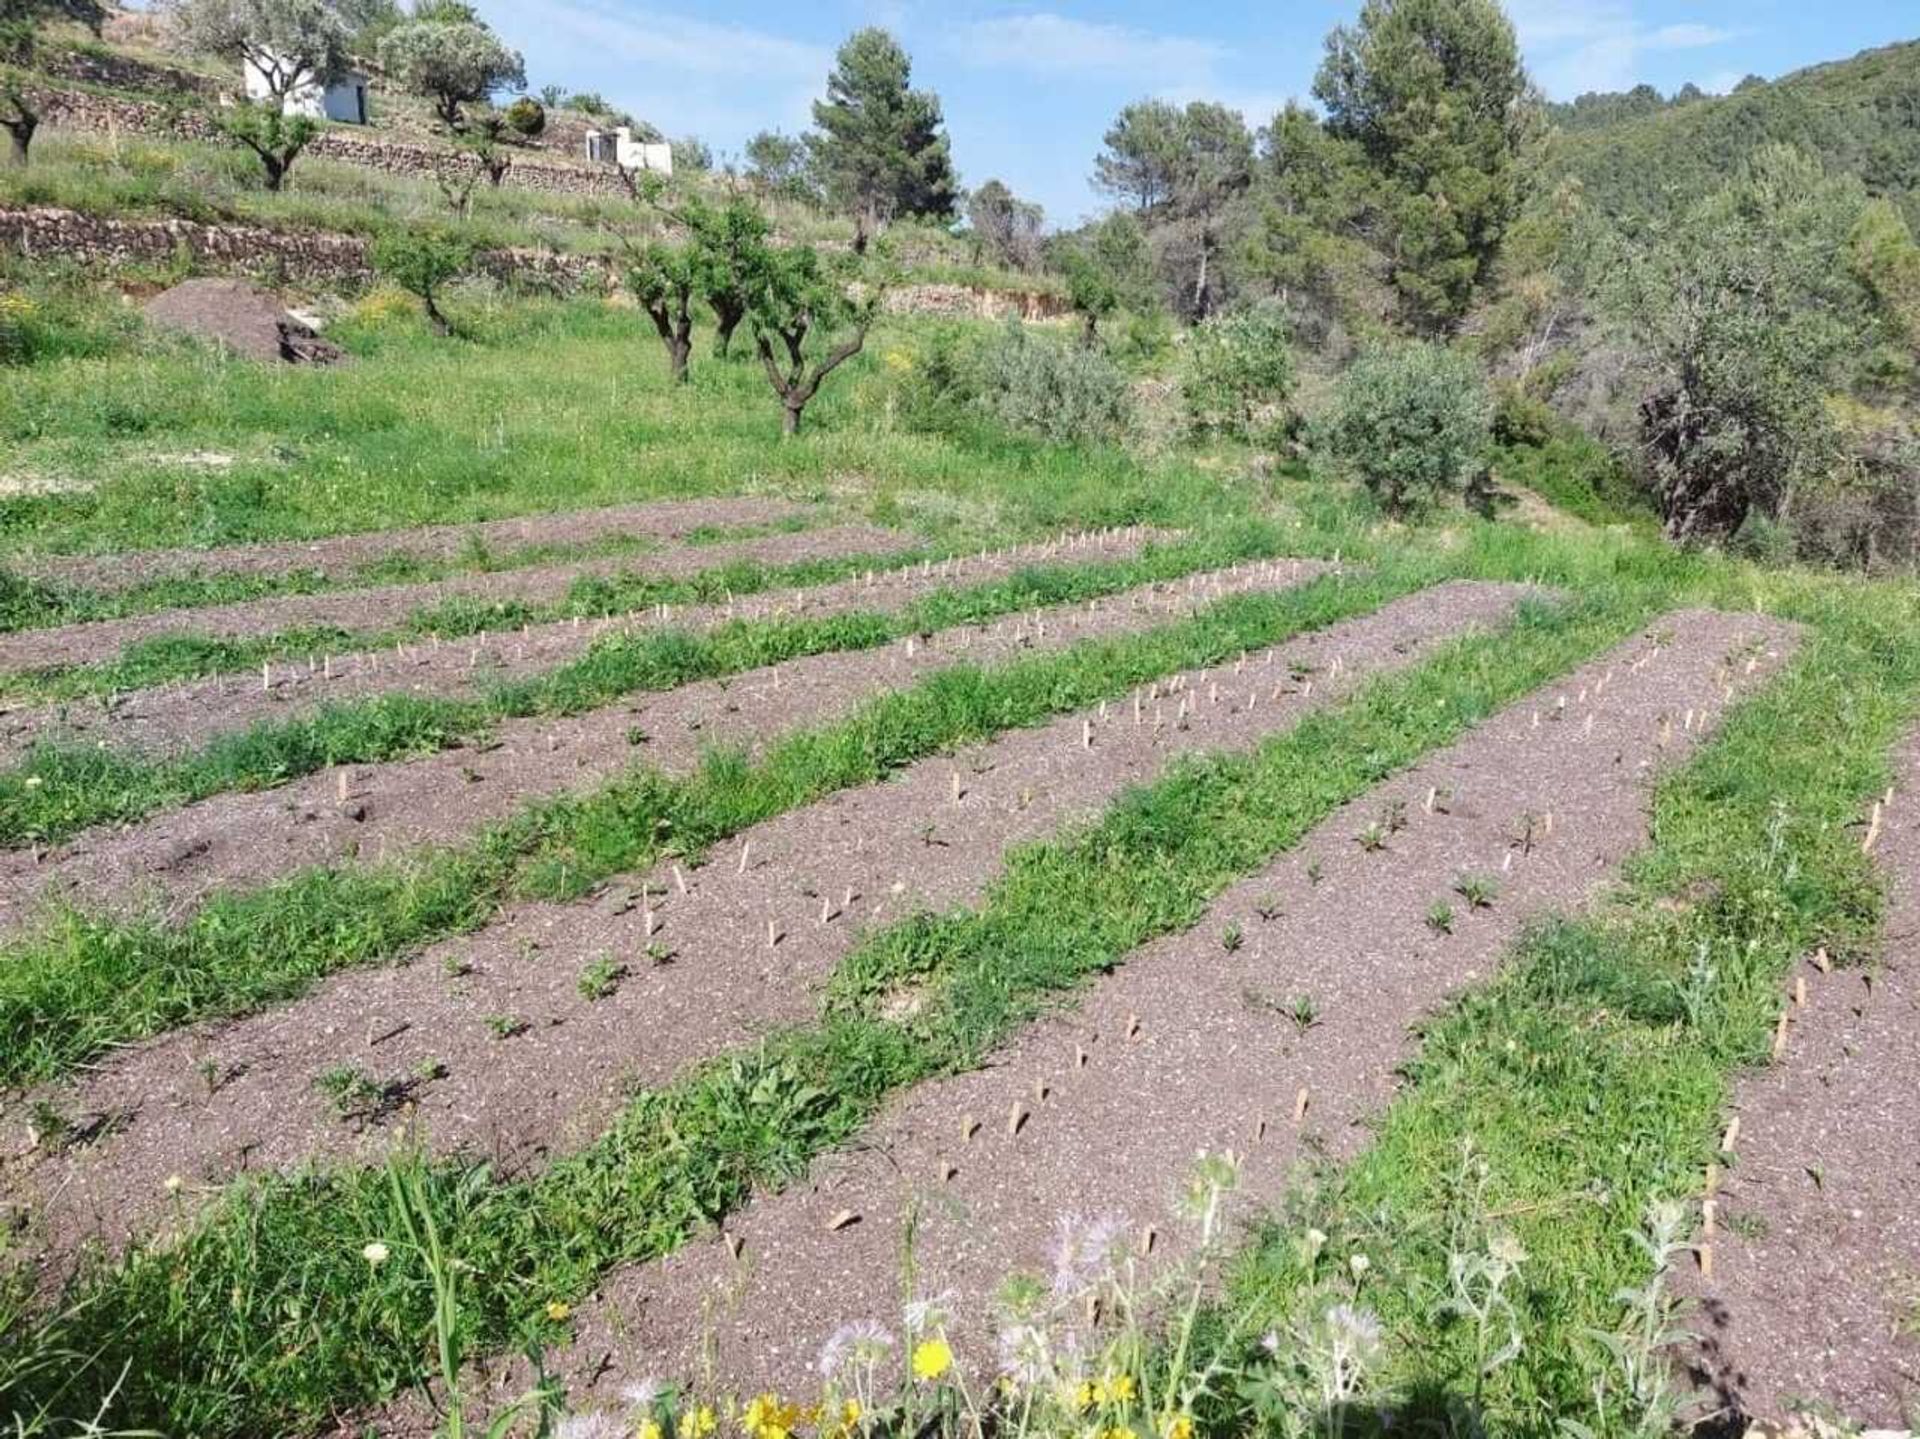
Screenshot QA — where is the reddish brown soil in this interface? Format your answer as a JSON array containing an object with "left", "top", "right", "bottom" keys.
[
  {"left": 0, "top": 529, "right": 1163, "bottom": 764},
  {"left": 0, "top": 524, "right": 916, "bottom": 676},
  {"left": 0, "top": 558, "right": 1327, "bottom": 933},
  {"left": 1681, "top": 740, "right": 1920, "bottom": 1429},
  {"left": 11, "top": 496, "right": 809, "bottom": 593},
  {"left": 0, "top": 580, "right": 1526, "bottom": 1264},
  {"left": 471, "top": 610, "right": 1797, "bottom": 1408}
]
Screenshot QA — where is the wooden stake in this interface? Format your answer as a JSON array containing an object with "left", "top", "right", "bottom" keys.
[
  {"left": 1863, "top": 801, "right": 1884, "bottom": 855},
  {"left": 1126, "top": 1013, "right": 1141, "bottom": 1039},
  {"left": 1698, "top": 1242, "right": 1714, "bottom": 1279},
  {"left": 1293, "top": 1086, "right": 1310, "bottom": 1122},
  {"left": 1720, "top": 1116, "right": 1741, "bottom": 1154},
  {"left": 738, "top": 841, "right": 751, "bottom": 874},
  {"left": 767, "top": 919, "right": 779, "bottom": 949},
  {"left": 1770, "top": 1008, "right": 1790, "bottom": 1060},
  {"left": 1812, "top": 945, "right": 1831, "bottom": 973},
  {"left": 1007, "top": 1102, "right": 1026, "bottom": 1136},
  {"left": 673, "top": 862, "right": 690, "bottom": 896},
  {"left": 1794, "top": 975, "right": 1807, "bottom": 1007}
]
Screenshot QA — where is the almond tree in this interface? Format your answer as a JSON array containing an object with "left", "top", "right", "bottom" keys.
[
  {"left": 747, "top": 243, "right": 882, "bottom": 438},
  {"left": 626, "top": 240, "right": 696, "bottom": 384},
  {"left": 165, "top": 0, "right": 351, "bottom": 105}
]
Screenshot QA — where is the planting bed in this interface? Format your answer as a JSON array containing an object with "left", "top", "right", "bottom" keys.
[
  {"left": 1681, "top": 735, "right": 1920, "bottom": 1428},
  {"left": 0, "top": 523, "right": 916, "bottom": 676},
  {"left": 0, "top": 558, "right": 1326, "bottom": 931},
  {"left": 508, "top": 610, "right": 1800, "bottom": 1401},
  {"left": 0, "top": 528, "right": 1162, "bottom": 763},
  {"left": 1, "top": 580, "right": 1523, "bottom": 1259},
  {"left": 7, "top": 496, "right": 812, "bottom": 594}
]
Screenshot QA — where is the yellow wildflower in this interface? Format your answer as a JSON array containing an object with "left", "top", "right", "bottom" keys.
[
  {"left": 681, "top": 1406, "right": 718, "bottom": 1439},
  {"left": 545, "top": 1300, "right": 571, "bottom": 1322},
  {"left": 1101, "top": 1428, "right": 1139, "bottom": 1439},
  {"left": 639, "top": 1422, "right": 663, "bottom": 1439},
  {"left": 1164, "top": 1415, "right": 1194, "bottom": 1439},
  {"left": 1071, "top": 1379, "right": 1098, "bottom": 1411},
  {"left": 739, "top": 1393, "right": 799, "bottom": 1439},
  {"left": 1101, "top": 1372, "right": 1137, "bottom": 1404},
  {"left": 911, "top": 1337, "right": 953, "bottom": 1381}
]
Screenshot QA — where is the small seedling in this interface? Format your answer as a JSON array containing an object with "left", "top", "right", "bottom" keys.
[
  {"left": 1254, "top": 895, "right": 1284, "bottom": 922},
  {"left": 1455, "top": 875, "right": 1499, "bottom": 910},
  {"left": 314, "top": 1065, "right": 382, "bottom": 1120},
  {"left": 413, "top": 1058, "right": 449, "bottom": 1085},
  {"left": 645, "top": 940, "right": 675, "bottom": 967},
  {"left": 625, "top": 726, "right": 649, "bottom": 746},
  {"left": 443, "top": 956, "right": 474, "bottom": 979},
  {"left": 195, "top": 1057, "right": 223, "bottom": 1097},
  {"left": 1426, "top": 902, "right": 1456, "bottom": 935},
  {"left": 485, "top": 1014, "right": 530, "bottom": 1040},
  {"left": 1284, "top": 994, "right": 1320, "bottom": 1034},
  {"left": 578, "top": 956, "right": 624, "bottom": 1001},
  {"left": 1306, "top": 859, "right": 1324, "bottom": 886},
  {"left": 1355, "top": 822, "right": 1388, "bottom": 853},
  {"left": 1381, "top": 799, "right": 1408, "bottom": 834},
  {"left": 1221, "top": 923, "right": 1244, "bottom": 953}
]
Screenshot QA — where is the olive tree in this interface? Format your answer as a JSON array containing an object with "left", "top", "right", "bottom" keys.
[
  {"left": 164, "top": 0, "right": 351, "bottom": 104},
  {"left": 626, "top": 241, "right": 696, "bottom": 384},
  {"left": 377, "top": 13, "right": 523, "bottom": 130},
  {"left": 1315, "top": 341, "right": 1493, "bottom": 515},
  {"left": 1599, "top": 145, "right": 1872, "bottom": 545}
]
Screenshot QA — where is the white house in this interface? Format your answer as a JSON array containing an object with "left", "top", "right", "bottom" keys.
[
  {"left": 242, "top": 53, "right": 370, "bottom": 125},
  {"left": 585, "top": 126, "right": 672, "bottom": 176}
]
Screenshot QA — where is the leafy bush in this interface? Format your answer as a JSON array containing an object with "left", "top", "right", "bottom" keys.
[
  {"left": 1182, "top": 302, "right": 1295, "bottom": 438},
  {"left": 974, "top": 322, "right": 1133, "bottom": 446},
  {"left": 504, "top": 96, "right": 545, "bottom": 139},
  {"left": 1315, "top": 341, "right": 1493, "bottom": 514}
]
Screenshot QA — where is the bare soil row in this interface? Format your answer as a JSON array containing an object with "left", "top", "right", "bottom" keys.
[
  {"left": 0, "top": 557, "right": 1326, "bottom": 935},
  {"left": 0, "top": 523, "right": 916, "bottom": 676},
  {"left": 1680, "top": 737, "right": 1920, "bottom": 1428},
  {"left": 0, "top": 528, "right": 1163, "bottom": 763},
  {"left": 0, "top": 581, "right": 1527, "bottom": 1262},
  {"left": 497, "top": 609, "right": 1798, "bottom": 1404},
  {"left": 9, "top": 496, "right": 811, "bottom": 593}
]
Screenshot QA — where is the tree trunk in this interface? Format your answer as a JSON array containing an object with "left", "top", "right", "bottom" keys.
[
  {"left": 1081, "top": 312, "right": 1099, "bottom": 349},
  {"left": 782, "top": 401, "right": 803, "bottom": 438},
  {"left": 669, "top": 336, "right": 691, "bottom": 384},
  {"left": 3, "top": 120, "right": 31, "bottom": 167},
  {"left": 423, "top": 292, "right": 451, "bottom": 338},
  {"left": 1192, "top": 233, "right": 1212, "bottom": 320},
  {"left": 715, "top": 309, "right": 741, "bottom": 359},
  {"left": 262, "top": 154, "right": 287, "bottom": 191}
]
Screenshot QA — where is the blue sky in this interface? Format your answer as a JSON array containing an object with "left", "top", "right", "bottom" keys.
[{"left": 471, "top": 1, "right": 1917, "bottom": 226}]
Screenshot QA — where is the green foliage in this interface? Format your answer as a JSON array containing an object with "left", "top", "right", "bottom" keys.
[
  {"left": 808, "top": 27, "right": 957, "bottom": 242},
  {"left": 745, "top": 241, "right": 879, "bottom": 436},
  {"left": 369, "top": 225, "right": 474, "bottom": 334},
  {"left": 210, "top": 98, "right": 315, "bottom": 192},
  {"left": 1599, "top": 145, "right": 1875, "bottom": 544},
  {"left": 1182, "top": 302, "right": 1295, "bottom": 439},
  {"left": 966, "top": 178, "right": 1043, "bottom": 272},
  {"left": 163, "top": 0, "right": 351, "bottom": 100},
  {"left": 376, "top": 14, "right": 525, "bottom": 130},
  {"left": 1057, "top": 211, "right": 1156, "bottom": 344},
  {"left": 502, "top": 95, "right": 544, "bottom": 139},
  {"left": 974, "top": 323, "right": 1133, "bottom": 447},
  {"left": 742, "top": 128, "right": 814, "bottom": 203},
  {"left": 1316, "top": 340, "right": 1493, "bottom": 514},
  {"left": 1315, "top": 0, "right": 1535, "bottom": 332}
]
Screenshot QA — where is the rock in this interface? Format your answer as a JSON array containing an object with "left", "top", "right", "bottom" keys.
[{"left": 141, "top": 278, "right": 347, "bottom": 365}]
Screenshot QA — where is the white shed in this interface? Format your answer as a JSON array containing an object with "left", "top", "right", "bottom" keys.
[
  {"left": 243, "top": 53, "right": 370, "bottom": 125},
  {"left": 585, "top": 126, "right": 673, "bottom": 176}
]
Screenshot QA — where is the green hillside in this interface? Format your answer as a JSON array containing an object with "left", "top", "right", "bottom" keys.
[{"left": 1550, "top": 40, "right": 1920, "bottom": 225}]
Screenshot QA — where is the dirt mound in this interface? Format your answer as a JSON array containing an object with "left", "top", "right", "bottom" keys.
[{"left": 141, "top": 278, "right": 345, "bottom": 365}]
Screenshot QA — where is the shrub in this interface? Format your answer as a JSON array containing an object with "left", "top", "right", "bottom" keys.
[
  {"left": 1315, "top": 341, "right": 1493, "bottom": 514},
  {"left": 369, "top": 229, "right": 475, "bottom": 336},
  {"left": 1182, "top": 302, "right": 1295, "bottom": 439},
  {"left": 974, "top": 322, "right": 1132, "bottom": 447},
  {"left": 503, "top": 96, "right": 545, "bottom": 139}
]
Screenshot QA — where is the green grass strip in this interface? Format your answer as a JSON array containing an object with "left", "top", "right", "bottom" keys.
[
  {"left": 0, "top": 539, "right": 936, "bottom": 705},
  {"left": 0, "top": 514, "right": 824, "bottom": 637},
  {"left": 4, "top": 590, "right": 1634, "bottom": 1437},
  {"left": 0, "top": 528, "right": 1290, "bottom": 849},
  {"left": 1212, "top": 588, "right": 1920, "bottom": 1433},
  {"left": 0, "top": 555, "right": 1400, "bottom": 1088}
]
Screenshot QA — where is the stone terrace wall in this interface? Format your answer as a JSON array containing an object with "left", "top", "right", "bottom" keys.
[
  {"left": 38, "top": 45, "right": 222, "bottom": 101},
  {"left": 0, "top": 206, "right": 607, "bottom": 290}
]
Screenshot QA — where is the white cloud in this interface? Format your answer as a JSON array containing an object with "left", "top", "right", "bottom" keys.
[
  {"left": 950, "top": 13, "right": 1225, "bottom": 86},
  {"left": 1506, "top": 0, "right": 1744, "bottom": 97}
]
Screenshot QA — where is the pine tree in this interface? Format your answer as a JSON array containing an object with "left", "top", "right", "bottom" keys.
[{"left": 808, "top": 28, "right": 957, "bottom": 250}]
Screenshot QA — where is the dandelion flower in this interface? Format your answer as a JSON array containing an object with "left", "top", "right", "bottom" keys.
[
  {"left": 911, "top": 1337, "right": 954, "bottom": 1382},
  {"left": 1102, "top": 1372, "right": 1137, "bottom": 1404},
  {"left": 545, "top": 1300, "right": 572, "bottom": 1322},
  {"left": 362, "top": 1242, "right": 389, "bottom": 1266},
  {"left": 816, "top": 1319, "right": 892, "bottom": 1379}
]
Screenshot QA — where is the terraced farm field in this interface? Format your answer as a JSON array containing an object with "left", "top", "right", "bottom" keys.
[{"left": 3, "top": 305, "right": 1919, "bottom": 1439}]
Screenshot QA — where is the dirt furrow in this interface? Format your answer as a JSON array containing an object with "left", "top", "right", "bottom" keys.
[
  {"left": 0, "top": 523, "right": 916, "bottom": 676},
  {"left": 1681, "top": 738, "right": 1920, "bottom": 1429},
  {"left": 9, "top": 496, "right": 812, "bottom": 594},
  {"left": 0, "top": 528, "right": 1162, "bottom": 763},
  {"left": 0, "top": 558, "right": 1330, "bottom": 934},
  {"left": 508, "top": 609, "right": 1799, "bottom": 1404},
  {"left": 0, "top": 581, "right": 1530, "bottom": 1261}
]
